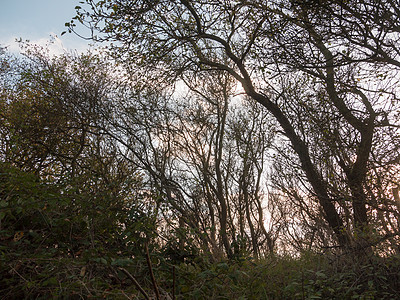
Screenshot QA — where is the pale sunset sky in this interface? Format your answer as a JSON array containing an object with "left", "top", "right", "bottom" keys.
[{"left": 0, "top": 0, "right": 91, "bottom": 54}]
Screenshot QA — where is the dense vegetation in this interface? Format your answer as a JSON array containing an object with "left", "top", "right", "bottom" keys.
[
  {"left": 1, "top": 0, "right": 400, "bottom": 298},
  {"left": 1, "top": 164, "right": 399, "bottom": 299}
]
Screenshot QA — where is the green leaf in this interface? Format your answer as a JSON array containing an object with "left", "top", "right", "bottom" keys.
[
  {"left": 42, "top": 277, "right": 58, "bottom": 287},
  {"left": 111, "top": 258, "right": 132, "bottom": 267}
]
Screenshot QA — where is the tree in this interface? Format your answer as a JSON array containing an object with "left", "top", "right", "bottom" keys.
[
  {"left": 100, "top": 69, "right": 276, "bottom": 259},
  {"left": 71, "top": 0, "right": 400, "bottom": 251},
  {"left": 0, "top": 47, "right": 165, "bottom": 298},
  {"left": 0, "top": 45, "right": 155, "bottom": 251}
]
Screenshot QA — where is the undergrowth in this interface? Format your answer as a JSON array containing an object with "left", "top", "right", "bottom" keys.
[{"left": 1, "top": 164, "right": 400, "bottom": 299}]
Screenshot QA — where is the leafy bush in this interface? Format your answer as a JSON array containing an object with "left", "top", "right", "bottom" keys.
[
  {"left": 0, "top": 163, "right": 158, "bottom": 298},
  {"left": 172, "top": 252, "right": 400, "bottom": 299}
]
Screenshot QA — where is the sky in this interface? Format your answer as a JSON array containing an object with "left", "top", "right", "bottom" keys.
[{"left": 0, "top": 0, "right": 91, "bottom": 54}]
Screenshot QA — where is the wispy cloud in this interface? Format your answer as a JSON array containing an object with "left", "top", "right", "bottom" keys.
[{"left": 1, "top": 33, "right": 90, "bottom": 56}]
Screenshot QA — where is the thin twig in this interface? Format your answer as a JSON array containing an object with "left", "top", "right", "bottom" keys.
[
  {"left": 121, "top": 289, "right": 133, "bottom": 300},
  {"left": 172, "top": 265, "right": 176, "bottom": 300},
  {"left": 9, "top": 265, "right": 28, "bottom": 283},
  {"left": 145, "top": 242, "right": 161, "bottom": 300},
  {"left": 119, "top": 267, "right": 150, "bottom": 300}
]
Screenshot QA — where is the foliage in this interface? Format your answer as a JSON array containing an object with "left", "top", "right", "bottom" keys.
[
  {"left": 69, "top": 0, "right": 400, "bottom": 252},
  {"left": 1, "top": 0, "right": 400, "bottom": 296},
  {"left": 166, "top": 252, "right": 400, "bottom": 299},
  {"left": 0, "top": 162, "right": 159, "bottom": 299},
  {"left": 1, "top": 166, "right": 398, "bottom": 299}
]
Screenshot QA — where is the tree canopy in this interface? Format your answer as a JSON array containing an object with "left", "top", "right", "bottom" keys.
[
  {"left": 69, "top": 0, "right": 400, "bottom": 250},
  {"left": 1, "top": 0, "right": 400, "bottom": 298}
]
